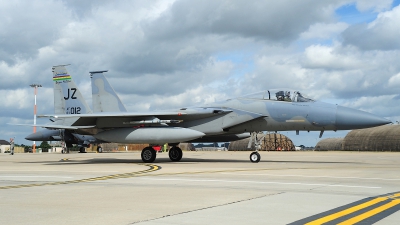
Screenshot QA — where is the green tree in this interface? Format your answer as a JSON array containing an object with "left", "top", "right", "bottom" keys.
[{"left": 39, "top": 141, "right": 51, "bottom": 149}]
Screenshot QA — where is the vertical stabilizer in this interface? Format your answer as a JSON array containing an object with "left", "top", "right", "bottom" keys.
[
  {"left": 90, "top": 70, "right": 127, "bottom": 112},
  {"left": 53, "top": 65, "right": 92, "bottom": 115}
]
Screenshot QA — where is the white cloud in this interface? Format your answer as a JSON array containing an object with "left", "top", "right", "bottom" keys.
[
  {"left": 388, "top": 72, "right": 400, "bottom": 87},
  {"left": 1, "top": 89, "right": 30, "bottom": 109},
  {"left": 300, "top": 22, "right": 349, "bottom": 40},
  {"left": 302, "top": 44, "right": 363, "bottom": 70},
  {"left": 342, "top": 5, "right": 400, "bottom": 50},
  {"left": 355, "top": 0, "right": 393, "bottom": 12}
]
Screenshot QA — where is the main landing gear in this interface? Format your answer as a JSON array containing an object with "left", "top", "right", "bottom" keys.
[
  {"left": 141, "top": 147, "right": 156, "bottom": 163},
  {"left": 169, "top": 146, "right": 182, "bottom": 162},
  {"left": 140, "top": 145, "right": 183, "bottom": 163}
]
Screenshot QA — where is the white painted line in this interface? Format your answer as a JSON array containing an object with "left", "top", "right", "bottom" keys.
[
  {"left": 139, "top": 178, "right": 381, "bottom": 189},
  {"left": 0, "top": 170, "right": 119, "bottom": 173},
  {"left": 219, "top": 173, "right": 400, "bottom": 181},
  {"left": 0, "top": 176, "right": 73, "bottom": 178}
]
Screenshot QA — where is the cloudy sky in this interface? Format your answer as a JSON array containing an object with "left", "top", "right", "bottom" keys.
[{"left": 1, "top": 0, "right": 400, "bottom": 146}]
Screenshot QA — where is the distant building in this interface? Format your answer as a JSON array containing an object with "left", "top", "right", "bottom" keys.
[{"left": 0, "top": 140, "right": 11, "bottom": 153}]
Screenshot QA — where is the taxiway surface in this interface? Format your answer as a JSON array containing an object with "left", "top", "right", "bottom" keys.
[{"left": 0, "top": 151, "right": 399, "bottom": 225}]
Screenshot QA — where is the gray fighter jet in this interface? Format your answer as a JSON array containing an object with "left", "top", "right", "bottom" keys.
[{"left": 38, "top": 68, "right": 391, "bottom": 163}]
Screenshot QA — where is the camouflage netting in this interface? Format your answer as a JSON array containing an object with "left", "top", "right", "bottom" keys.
[
  {"left": 228, "top": 133, "right": 295, "bottom": 151},
  {"left": 228, "top": 133, "right": 264, "bottom": 151},
  {"left": 315, "top": 138, "right": 344, "bottom": 151},
  {"left": 179, "top": 143, "right": 195, "bottom": 151},
  {"left": 342, "top": 125, "right": 400, "bottom": 151},
  {"left": 114, "top": 143, "right": 194, "bottom": 151},
  {"left": 118, "top": 144, "right": 149, "bottom": 151},
  {"left": 102, "top": 143, "right": 119, "bottom": 152}
]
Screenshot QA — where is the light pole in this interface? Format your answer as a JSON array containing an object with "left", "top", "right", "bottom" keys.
[{"left": 30, "top": 84, "right": 42, "bottom": 153}]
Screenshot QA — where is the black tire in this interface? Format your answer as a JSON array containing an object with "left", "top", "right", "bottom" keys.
[
  {"left": 61, "top": 148, "right": 65, "bottom": 154},
  {"left": 97, "top": 146, "right": 103, "bottom": 153},
  {"left": 141, "top": 147, "right": 156, "bottom": 163},
  {"left": 169, "top": 146, "right": 183, "bottom": 162},
  {"left": 79, "top": 147, "right": 86, "bottom": 153},
  {"left": 250, "top": 152, "right": 260, "bottom": 163}
]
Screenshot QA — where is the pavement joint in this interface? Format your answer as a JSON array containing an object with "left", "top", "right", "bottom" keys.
[{"left": 129, "top": 192, "right": 286, "bottom": 224}]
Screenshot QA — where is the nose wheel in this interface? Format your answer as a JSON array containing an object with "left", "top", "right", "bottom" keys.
[
  {"left": 250, "top": 152, "right": 260, "bottom": 163},
  {"left": 141, "top": 147, "right": 156, "bottom": 163},
  {"left": 169, "top": 146, "right": 183, "bottom": 162}
]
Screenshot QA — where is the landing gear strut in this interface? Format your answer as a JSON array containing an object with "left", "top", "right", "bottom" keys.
[
  {"left": 141, "top": 147, "right": 156, "bottom": 163},
  {"left": 248, "top": 131, "right": 264, "bottom": 163},
  {"left": 169, "top": 146, "right": 182, "bottom": 162},
  {"left": 60, "top": 130, "right": 67, "bottom": 154}
]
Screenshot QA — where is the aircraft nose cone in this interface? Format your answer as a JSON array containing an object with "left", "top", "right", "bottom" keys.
[
  {"left": 25, "top": 132, "right": 43, "bottom": 141},
  {"left": 336, "top": 106, "right": 391, "bottom": 130}
]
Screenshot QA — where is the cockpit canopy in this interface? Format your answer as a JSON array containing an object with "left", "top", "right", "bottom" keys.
[{"left": 235, "top": 89, "right": 314, "bottom": 102}]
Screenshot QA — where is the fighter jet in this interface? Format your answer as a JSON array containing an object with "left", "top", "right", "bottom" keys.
[
  {"left": 38, "top": 69, "right": 391, "bottom": 163},
  {"left": 25, "top": 65, "right": 102, "bottom": 153}
]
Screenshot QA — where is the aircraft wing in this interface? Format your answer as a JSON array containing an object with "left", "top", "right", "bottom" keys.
[
  {"left": 38, "top": 107, "right": 233, "bottom": 119},
  {"left": 38, "top": 111, "right": 189, "bottom": 118},
  {"left": 37, "top": 107, "right": 235, "bottom": 128}
]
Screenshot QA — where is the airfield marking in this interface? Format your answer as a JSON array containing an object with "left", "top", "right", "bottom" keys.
[
  {"left": 220, "top": 173, "right": 400, "bottom": 181},
  {"left": 337, "top": 199, "right": 400, "bottom": 224},
  {"left": 0, "top": 170, "right": 120, "bottom": 173},
  {"left": 290, "top": 192, "right": 400, "bottom": 225},
  {"left": 0, "top": 165, "right": 390, "bottom": 190},
  {"left": 0, "top": 176, "right": 73, "bottom": 178},
  {"left": 0, "top": 164, "right": 161, "bottom": 190},
  {"left": 0, "top": 166, "right": 324, "bottom": 190},
  {"left": 138, "top": 177, "right": 381, "bottom": 189}
]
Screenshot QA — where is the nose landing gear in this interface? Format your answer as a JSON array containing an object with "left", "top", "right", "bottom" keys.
[
  {"left": 250, "top": 152, "right": 261, "bottom": 163},
  {"left": 248, "top": 131, "right": 264, "bottom": 163}
]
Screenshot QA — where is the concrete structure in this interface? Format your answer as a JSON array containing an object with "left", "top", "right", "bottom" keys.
[
  {"left": 342, "top": 125, "right": 400, "bottom": 151},
  {"left": 0, "top": 140, "right": 10, "bottom": 153},
  {"left": 316, "top": 125, "right": 400, "bottom": 151},
  {"left": 315, "top": 138, "right": 344, "bottom": 151}
]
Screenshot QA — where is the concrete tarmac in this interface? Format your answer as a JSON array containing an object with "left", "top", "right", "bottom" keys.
[{"left": 0, "top": 151, "right": 399, "bottom": 225}]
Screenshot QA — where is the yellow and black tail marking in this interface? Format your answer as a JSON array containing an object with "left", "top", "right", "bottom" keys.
[
  {"left": 0, "top": 164, "right": 161, "bottom": 190},
  {"left": 290, "top": 192, "right": 400, "bottom": 225}
]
